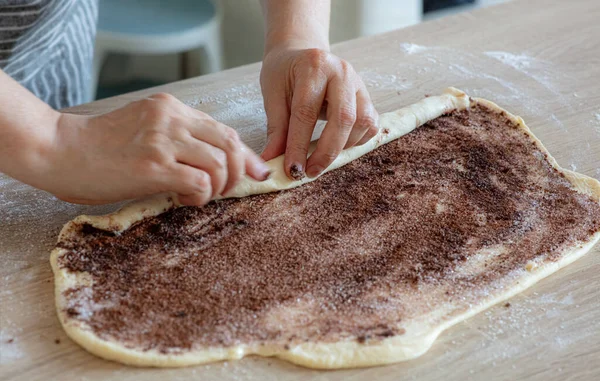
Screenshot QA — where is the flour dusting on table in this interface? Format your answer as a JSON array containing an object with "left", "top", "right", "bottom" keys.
[{"left": 355, "top": 42, "right": 589, "bottom": 172}]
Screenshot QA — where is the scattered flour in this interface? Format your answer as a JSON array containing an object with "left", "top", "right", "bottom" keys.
[
  {"left": 183, "top": 82, "right": 268, "bottom": 152},
  {"left": 352, "top": 43, "right": 585, "bottom": 172},
  {"left": 185, "top": 83, "right": 266, "bottom": 128},
  {"left": 0, "top": 320, "right": 25, "bottom": 364},
  {"left": 359, "top": 70, "right": 412, "bottom": 91},
  {"left": 593, "top": 113, "right": 600, "bottom": 138},
  {"left": 484, "top": 51, "right": 535, "bottom": 70},
  {"left": 362, "top": 44, "right": 572, "bottom": 129},
  {"left": 475, "top": 290, "right": 591, "bottom": 361},
  {"left": 399, "top": 42, "right": 429, "bottom": 55},
  {"left": 485, "top": 51, "right": 571, "bottom": 109}
]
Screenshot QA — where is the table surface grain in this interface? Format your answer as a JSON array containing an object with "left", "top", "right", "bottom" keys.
[{"left": 2, "top": 0, "right": 600, "bottom": 380}]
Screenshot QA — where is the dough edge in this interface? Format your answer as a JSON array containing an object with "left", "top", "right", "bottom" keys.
[{"left": 50, "top": 87, "right": 600, "bottom": 369}]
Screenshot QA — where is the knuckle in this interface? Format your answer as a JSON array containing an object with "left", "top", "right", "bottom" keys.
[
  {"left": 137, "top": 160, "right": 163, "bottom": 177},
  {"left": 195, "top": 171, "right": 211, "bottom": 190},
  {"left": 292, "top": 104, "right": 319, "bottom": 126},
  {"left": 135, "top": 98, "right": 153, "bottom": 112},
  {"left": 365, "top": 127, "right": 379, "bottom": 140},
  {"left": 339, "top": 59, "right": 352, "bottom": 73},
  {"left": 143, "top": 101, "right": 170, "bottom": 122},
  {"left": 337, "top": 104, "right": 357, "bottom": 128},
  {"left": 317, "top": 151, "right": 339, "bottom": 166},
  {"left": 304, "top": 48, "right": 328, "bottom": 70},
  {"left": 209, "top": 150, "right": 227, "bottom": 171},
  {"left": 222, "top": 127, "right": 241, "bottom": 151},
  {"left": 169, "top": 120, "right": 190, "bottom": 139},
  {"left": 147, "top": 149, "right": 170, "bottom": 167},
  {"left": 185, "top": 171, "right": 211, "bottom": 194},
  {"left": 357, "top": 125, "right": 379, "bottom": 146},
  {"left": 367, "top": 124, "right": 379, "bottom": 137},
  {"left": 142, "top": 132, "right": 171, "bottom": 164},
  {"left": 287, "top": 140, "right": 309, "bottom": 155},
  {"left": 143, "top": 129, "right": 166, "bottom": 145},
  {"left": 266, "top": 123, "right": 279, "bottom": 136},
  {"left": 150, "top": 92, "right": 177, "bottom": 102},
  {"left": 136, "top": 97, "right": 154, "bottom": 107},
  {"left": 357, "top": 114, "right": 378, "bottom": 130}
]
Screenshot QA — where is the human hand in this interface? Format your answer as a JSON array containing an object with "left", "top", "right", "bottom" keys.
[
  {"left": 260, "top": 44, "right": 379, "bottom": 180},
  {"left": 38, "top": 93, "right": 270, "bottom": 205}
]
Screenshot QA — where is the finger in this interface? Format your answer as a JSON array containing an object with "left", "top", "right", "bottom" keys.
[
  {"left": 167, "top": 164, "right": 213, "bottom": 206},
  {"left": 356, "top": 122, "right": 379, "bottom": 146},
  {"left": 57, "top": 196, "right": 115, "bottom": 205},
  {"left": 186, "top": 120, "right": 256, "bottom": 195},
  {"left": 285, "top": 76, "right": 328, "bottom": 180},
  {"left": 175, "top": 138, "right": 228, "bottom": 198},
  {"left": 305, "top": 77, "right": 357, "bottom": 178},
  {"left": 243, "top": 143, "right": 272, "bottom": 182},
  {"left": 261, "top": 88, "right": 291, "bottom": 161},
  {"left": 318, "top": 100, "right": 328, "bottom": 120},
  {"left": 344, "top": 87, "right": 379, "bottom": 149}
]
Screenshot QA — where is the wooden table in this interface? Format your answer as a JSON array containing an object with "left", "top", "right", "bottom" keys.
[{"left": 2, "top": 0, "right": 599, "bottom": 379}]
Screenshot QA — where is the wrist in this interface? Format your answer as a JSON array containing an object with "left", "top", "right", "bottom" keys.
[
  {"left": 14, "top": 110, "right": 87, "bottom": 197},
  {"left": 48, "top": 112, "right": 89, "bottom": 174},
  {"left": 261, "top": 0, "right": 331, "bottom": 55},
  {"left": 264, "top": 32, "right": 329, "bottom": 58},
  {"left": 29, "top": 111, "right": 92, "bottom": 197},
  {"left": 0, "top": 106, "right": 61, "bottom": 186}
]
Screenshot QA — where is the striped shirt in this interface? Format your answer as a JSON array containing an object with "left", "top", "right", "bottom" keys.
[{"left": 0, "top": 0, "right": 98, "bottom": 109}]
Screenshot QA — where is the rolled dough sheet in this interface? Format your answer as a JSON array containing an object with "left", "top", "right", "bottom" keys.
[{"left": 50, "top": 88, "right": 600, "bottom": 368}]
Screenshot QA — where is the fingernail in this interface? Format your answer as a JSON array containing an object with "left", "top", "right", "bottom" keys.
[
  {"left": 289, "top": 164, "right": 305, "bottom": 180},
  {"left": 256, "top": 162, "right": 270, "bottom": 177},
  {"left": 306, "top": 165, "right": 324, "bottom": 178},
  {"left": 261, "top": 169, "right": 272, "bottom": 181}
]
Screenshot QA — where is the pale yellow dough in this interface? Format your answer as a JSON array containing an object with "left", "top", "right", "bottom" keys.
[{"left": 50, "top": 88, "right": 600, "bottom": 368}]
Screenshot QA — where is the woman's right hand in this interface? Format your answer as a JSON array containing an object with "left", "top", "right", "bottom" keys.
[{"left": 37, "top": 93, "right": 270, "bottom": 206}]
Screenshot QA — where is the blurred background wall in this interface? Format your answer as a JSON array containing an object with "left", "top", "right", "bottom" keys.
[
  {"left": 96, "top": 0, "right": 507, "bottom": 100},
  {"left": 219, "top": 0, "right": 423, "bottom": 68}
]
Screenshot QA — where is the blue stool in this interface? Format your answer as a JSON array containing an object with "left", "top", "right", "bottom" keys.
[{"left": 92, "top": 0, "right": 222, "bottom": 100}]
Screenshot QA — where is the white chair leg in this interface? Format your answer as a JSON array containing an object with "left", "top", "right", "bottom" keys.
[
  {"left": 90, "top": 45, "right": 107, "bottom": 102},
  {"left": 197, "top": 24, "right": 223, "bottom": 74}
]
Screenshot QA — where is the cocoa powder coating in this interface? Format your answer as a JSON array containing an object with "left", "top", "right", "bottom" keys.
[{"left": 58, "top": 104, "right": 600, "bottom": 354}]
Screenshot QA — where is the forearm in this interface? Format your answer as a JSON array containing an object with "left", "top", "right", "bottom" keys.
[
  {"left": 260, "top": 0, "right": 331, "bottom": 54},
  {"left": 0, "top": 69, "right": 59, "bottom": 185}
]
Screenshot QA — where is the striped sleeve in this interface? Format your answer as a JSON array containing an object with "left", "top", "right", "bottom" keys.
[{"left": 0, "top": 0, "right": 98, "bottom": 109}]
